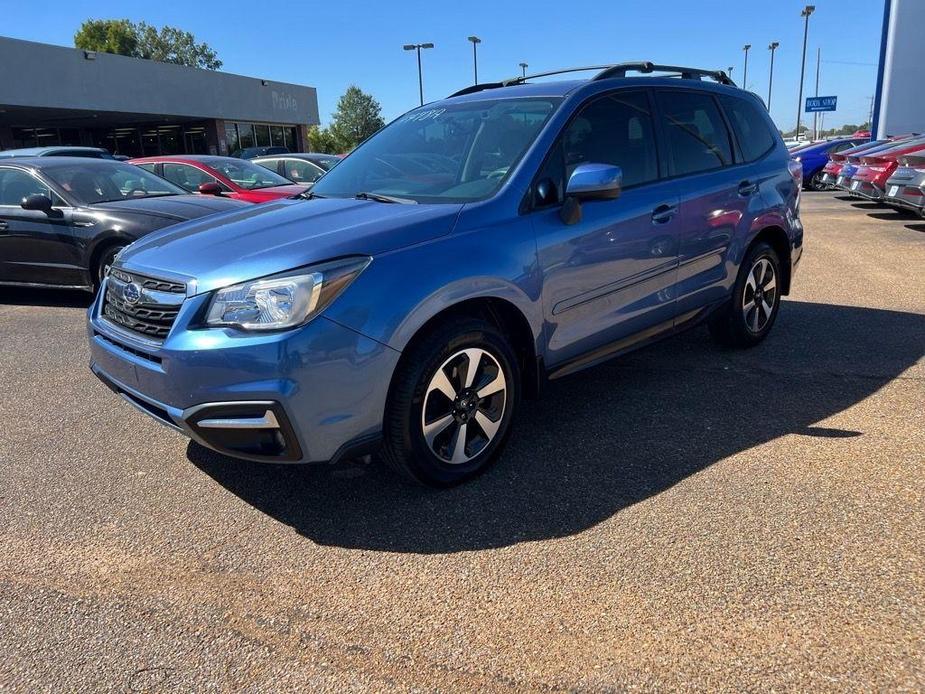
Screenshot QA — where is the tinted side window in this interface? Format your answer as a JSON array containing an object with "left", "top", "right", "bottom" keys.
[
  {"left": 657, "top": 91, "right": 733, "bottom": 176},
  {"left": 719, "top": 95, "right": 776, "bottom": 163},
  {"left": 285, "top": 159, "right": 325, "bottom": 183},
  {"left": 0, "top": 168, "right": 50, "bottom": 205},
  {"left": 534, "top": 91, "right": 658, "bottom": 206},
  {"left": 162, "top": 163, "right": 215, "bottom": 192}
]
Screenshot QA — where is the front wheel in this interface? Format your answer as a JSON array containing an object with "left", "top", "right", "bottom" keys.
[
  {"left": 382, "top": 318, "right": 519, "bottom": 486},
  {"left": 94, "top": 245, "right": 125, "bottom": 291},
  {"left": 709, "top": 241, "right": 782, "bottom": 348}
]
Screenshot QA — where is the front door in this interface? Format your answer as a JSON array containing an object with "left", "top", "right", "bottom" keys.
[
  {"left": 0, "top": 167, "right": 82, "bottom": 287},
  {"left": 531, "top": 90, "right": 682, "bottom": 369}
]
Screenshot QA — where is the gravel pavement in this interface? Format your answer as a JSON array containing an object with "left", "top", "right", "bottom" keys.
[{"left": 1, "top": 192, "right": 923, "bottom": 692}]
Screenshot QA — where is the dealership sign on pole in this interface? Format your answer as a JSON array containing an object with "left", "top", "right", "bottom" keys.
[{"left": 805, "top": 96, "right": 837, "bottom": 112}]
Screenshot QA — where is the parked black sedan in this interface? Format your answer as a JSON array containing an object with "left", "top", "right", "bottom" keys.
[{"left": 0, "top": 158, "right": 246, "bottom": 291}]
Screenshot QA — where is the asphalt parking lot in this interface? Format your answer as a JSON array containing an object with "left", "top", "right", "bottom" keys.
[{"left": 1, "top": 192, "right": 923, "bottom": 691}]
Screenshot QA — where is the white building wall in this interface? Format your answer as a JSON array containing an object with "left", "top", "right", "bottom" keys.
[{"left": 876, "top": 0, "right": 925, "bottom": 137}]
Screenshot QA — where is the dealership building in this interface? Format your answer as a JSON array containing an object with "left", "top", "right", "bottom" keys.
[{"left": 0, "top": 36, "right": 319, "bottom": 157}]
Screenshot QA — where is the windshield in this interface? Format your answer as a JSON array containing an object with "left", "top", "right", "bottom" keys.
[
  {"left": 45, "top": 162, "right": 186, "bottom": 204},
  {"left": 202, "top": 157, "right": 293, "bottom": 190},
  {"left": 310, "top": 97, "right": 561, "bottom": 203}
]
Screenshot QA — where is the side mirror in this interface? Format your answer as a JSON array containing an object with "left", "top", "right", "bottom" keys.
[
  {"left": 21, "top": 194, "right": 53, "bottom": 212},
  {"left": 565, "top": 163, "right": 623, "bottom": 201},
  {"left": 198, "top": 182, "right": 223, "bottom": 196}
]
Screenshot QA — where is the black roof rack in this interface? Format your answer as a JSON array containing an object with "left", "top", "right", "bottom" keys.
[{"left": 448, "top": 61, "right": 736, "bottom": 98}]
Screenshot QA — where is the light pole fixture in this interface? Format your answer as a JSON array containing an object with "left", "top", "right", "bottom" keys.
[
  {"left": 743, "top": 44, "right": 751, "bottom": 89},
  {"left": 795, "top": 5, "right": 815, "bottom": 140},
  {"left": 727, "top": 66, "right": 734, "bottom": 79},
  {"left": 519, "top": 62, "right": 528, "bottom": 78},
  {"left": 767, "top": 42, "right": 780, "bottom": 111},
  {"left": 403, "top": 42, "right": 435, "bottom": 106},
  {"left": 467, "top": 36, "right": 481, "bottom": 85}
]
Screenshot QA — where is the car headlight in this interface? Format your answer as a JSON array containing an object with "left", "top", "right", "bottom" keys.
[{"left": 205, "top": 256, "right": 371, "bottom": 331}]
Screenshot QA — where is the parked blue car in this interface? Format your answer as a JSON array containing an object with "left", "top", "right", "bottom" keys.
[
  {"left": 791, "top": 137, "right": 868, "bottom": 190},
  {"left": 88, "top": 62, "right": 803, "bottom": 486}
]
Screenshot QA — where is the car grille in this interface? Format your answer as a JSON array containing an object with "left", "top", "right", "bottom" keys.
[{"left": 102, "top": 268, "right": 186, "bottom": 341}]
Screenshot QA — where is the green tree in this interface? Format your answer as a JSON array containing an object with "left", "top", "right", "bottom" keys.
[
  {"left": 307, "top": 125, "right": 341, "bottom": 154},
  {"left": 74, "top": 19, "right": 138, "bottom": 57},
  {"left": 329, "top": 86, "right": 385, "bottom": 151},
  {"left": 135, "top": 22, "right": 222, "bottom": 70},
  {"left": 73, "top": 19, "right": 221, "bottom": 70}
]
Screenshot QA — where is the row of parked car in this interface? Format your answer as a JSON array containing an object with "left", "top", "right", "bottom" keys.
[
  {"left": 789, "top": 132, "right": 925, "bottom": 217},
  {"left": 0, "top": 146, "right": 340, "bottom": 290}
]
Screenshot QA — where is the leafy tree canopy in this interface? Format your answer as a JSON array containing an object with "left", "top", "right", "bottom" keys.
[
  {"left": 308, "top": 86, "right": 386, "bottom": 154},
  {"left": 74, "top": 19, "right": 222, "bottom": 70}
]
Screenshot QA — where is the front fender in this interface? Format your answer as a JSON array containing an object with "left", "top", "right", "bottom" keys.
[{"left": 322, "top": 216, "right": 543, "bottom": 354}]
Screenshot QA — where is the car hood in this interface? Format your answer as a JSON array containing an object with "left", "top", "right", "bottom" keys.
[
  {"left": 91, "top": 194, "right": 246, "bottom": 221},
  {"left": 118, "top": 197, "right": 463, "bottom": 295}
]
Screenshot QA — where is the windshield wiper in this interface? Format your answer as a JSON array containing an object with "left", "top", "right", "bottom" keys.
[
  {"left": 355, "top": 192, "right": 417, "bottom": 205},
  {"left": 299, "top": 190, "right": 326, "bottom": 200}
]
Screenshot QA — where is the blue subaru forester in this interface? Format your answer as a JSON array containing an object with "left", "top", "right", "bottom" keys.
[{"left": 88, "top": 62, "right": 803, "bottom": 486}]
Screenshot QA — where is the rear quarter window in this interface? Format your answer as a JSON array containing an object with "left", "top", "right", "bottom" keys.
[{"left": 719, "top": 95, "right": 776, "bottom": 162}]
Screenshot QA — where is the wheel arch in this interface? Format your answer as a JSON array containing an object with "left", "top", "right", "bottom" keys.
[
  {"left": 750, "top": 225, "right": 792, "bottom": 295},
  {"left": 391, "top": 295, "right": 544, "bottom": 401}
]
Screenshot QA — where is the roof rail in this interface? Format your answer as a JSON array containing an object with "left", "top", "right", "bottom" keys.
[
  {"left": 593, "top": 62, "right": 736, "bottom": 86},
  {"left": 447, "top": 61, "right": 736, "bottom": 98}
]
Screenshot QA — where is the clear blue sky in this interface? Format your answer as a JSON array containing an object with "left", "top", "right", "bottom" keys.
[{"left": 3, "top": 0, "right": 884, "bottom": 130}]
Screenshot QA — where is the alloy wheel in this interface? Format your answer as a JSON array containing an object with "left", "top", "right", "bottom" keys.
[
  {"left": 421, "top": 347, "right": 507, "bottom": 464},
  {"left": 742, "top": 258, "right": 777, "bottom": 334}
]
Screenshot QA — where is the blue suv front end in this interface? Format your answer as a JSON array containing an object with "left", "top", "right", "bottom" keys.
[{"left": 88, "top": 263, "right": 400, "bottom": 463}]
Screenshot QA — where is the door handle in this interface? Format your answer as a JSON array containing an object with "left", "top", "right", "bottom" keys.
[
  {"left": 651, "top": 203, "right": 678, "bottom": 224},
  {"left": 0, "top": 220, "right": 8, "bottom": 232},
  {"left": 738, "top": 180, "right": 758, "bottom": 196}
]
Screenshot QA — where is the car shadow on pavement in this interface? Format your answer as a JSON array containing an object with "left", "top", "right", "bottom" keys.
[
  {"left": 904, "top": 223, "right": 925, "bottom": 233},
  {"left": 0, "top": 287, "right": 93, "bottom": 308},
  {"left": 189, "top": 300, "right": 925, "bottom": 554}
]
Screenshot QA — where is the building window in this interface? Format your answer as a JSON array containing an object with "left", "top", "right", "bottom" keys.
[
  {"left": 238, "top": 123, "right": 255, "bottom": 149},
  {"left": 270, "top": 125, "right": 284, "bottom": 147},
  {"left": 225, "top": 123, "right": 239, "bottom": 155}
]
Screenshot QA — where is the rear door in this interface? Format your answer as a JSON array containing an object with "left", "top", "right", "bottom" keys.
[
  {"left": 532, "top": 89, "right": 682, "bottom": 368},
  {"left": 0, "top": 167, "right": 83, "bottom": 286},
  {"left": 658, "top": 89, "right": 759, "bottom": 315}
]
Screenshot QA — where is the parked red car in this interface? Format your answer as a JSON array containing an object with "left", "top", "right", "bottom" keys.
[
  {"left": 820, "top": 139, "right": 887, "bottom": 188},
  {"left": 130, "top": 155, "right": 309, "bottom": 203},
  {"left": 849, "top": 139, "right": 925, "bottom": 200}
]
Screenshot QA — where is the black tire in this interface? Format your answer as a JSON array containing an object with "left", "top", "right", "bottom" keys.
[
  {"left": 807, "top": 170, "right": 827, "bottom": 191},
  {"left": 709, "top": 241, "right": 782, "bottom": 348},
  {"left": 382, "top": 317, "right": 520, "bottom": 486},
  {"left": 94, "top": 245, "right": 125, "bottom": 292}
]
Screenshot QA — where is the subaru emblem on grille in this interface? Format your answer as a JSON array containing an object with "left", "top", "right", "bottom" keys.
[{"left": 123, "top": 282, "right": 142, "bottom": 306}]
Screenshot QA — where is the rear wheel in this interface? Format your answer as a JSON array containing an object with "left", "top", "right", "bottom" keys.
[
  {"left": 382, "top": 318, "right": 519, "bottom": 486},
  {"left": 808, "top": 170, "right": 827, "bottom": 191},
  {"left": 709, "top": 241, "right": 782, "bottom": 348},
  {"left": 94, "top": 245, "right": 125, "bottom": 292}
]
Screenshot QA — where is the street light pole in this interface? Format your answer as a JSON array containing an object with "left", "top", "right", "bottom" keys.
[
  {"left": 813, "top": 47, "right": 821, "bottom": 141},
  {"left": 743, "top": 44, "right": 751, "bottom": 90},
  {"left": 767, "top": 42, "right": 780, "bottom": 112},
  {"left": 795, "top": 5, "right": 815, "bottom": 141},
  {"left": 727, "top": 66, "right": 734, "bottom": 80},
  {"left": 519, "top": 62, "right": 528, "bottom": 78},
  {"left": 467, "top": 36, "right": 481, "bottom": 85},
  {"left": 403, "top": 42, "right": 435, "bottom": 106}
]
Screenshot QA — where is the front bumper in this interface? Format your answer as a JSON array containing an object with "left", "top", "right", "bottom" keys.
[{"left": 88, "top": 280, "right": 401, "bottom": 464}]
